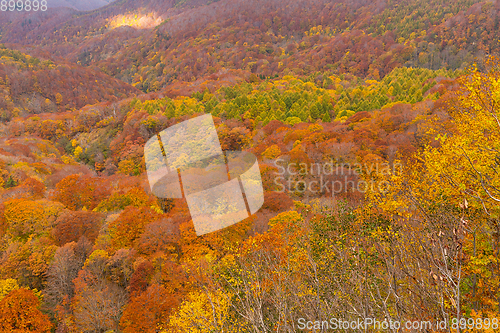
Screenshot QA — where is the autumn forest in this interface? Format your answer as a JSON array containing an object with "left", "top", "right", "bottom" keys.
[{"left": 0, "top": 0, "right": 499, "bottom": 332}]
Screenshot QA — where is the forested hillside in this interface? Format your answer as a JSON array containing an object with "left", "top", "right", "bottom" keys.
[
  {"left": 1, "top": 0, "right": 498, "bottom": 91},
  {"left": 0, "top": 45, "right": 139, "bottom": 121},
  {"left": 0, "top": 0, "right": 498, "bottom": 332}
]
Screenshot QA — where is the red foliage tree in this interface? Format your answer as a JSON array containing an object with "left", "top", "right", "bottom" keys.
[
  {"left": 52, "top": 210, "right": 104, "bottom": 246},
  {"left": 128, "top": 260, "right": 154, "bottom": 295}
]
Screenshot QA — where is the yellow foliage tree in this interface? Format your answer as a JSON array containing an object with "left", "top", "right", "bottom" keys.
[
  {"left": 55, "top": 93, "right": 63, "bottom": 105},
  {"left": 74, "top": 146, "right": 83, "bottom": 159},
  {"left": 363, "top": 59, "right": 500, "bottom": 320},
  {"left": 0, "top": 279, "right": 19, "bottom": 300},
  {"left": 167, "top": 290, "right": 231, "bottom": 333},
  {"left": 262, "top": 144, "right": 282, "bottom": 159}
]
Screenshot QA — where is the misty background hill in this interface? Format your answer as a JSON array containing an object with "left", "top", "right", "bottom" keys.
[{"left": 48, "top": 0, "right": 116, "bottom": 11}]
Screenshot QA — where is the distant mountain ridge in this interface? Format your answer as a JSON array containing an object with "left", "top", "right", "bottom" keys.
[
  {"left": 48, "top": 0, "right": 116, "bottom": 11},
  {"left": 0, "top": 0, "right": 498, "bottom": 94}
]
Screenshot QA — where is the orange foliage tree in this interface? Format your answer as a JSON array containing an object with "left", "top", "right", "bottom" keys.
[
  {"left": 0, "top": 288, "right": 53, "bottom": 332},
  {"left": 108, "top": 207, "right": 163, "bottom": 251},
  {"left": 1, "top": 199, "right": 63, "bottom": 240},
  {"left": 120, "top": 283, "right": 179, "bottom": 333},
  {"left": 52, "top": 174, "right": 111, "bottom": 210}
]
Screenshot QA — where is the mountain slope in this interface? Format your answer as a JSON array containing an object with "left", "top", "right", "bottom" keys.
[
  {"left": 0, "top": 45, "right": 139, "bottom": 120},
  {"left": 0, "top": 0, "right": 496, "bottom": 94}
]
